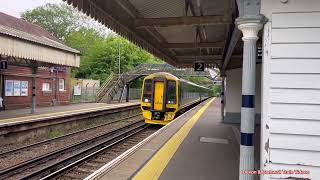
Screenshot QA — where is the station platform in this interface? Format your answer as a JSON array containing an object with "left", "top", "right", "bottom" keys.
[
  {"left": 86, "top": 98, "right": 261, "bottom": 180},
  {"left": 0, "top": 101, "right": 140, "bottom": 125}
]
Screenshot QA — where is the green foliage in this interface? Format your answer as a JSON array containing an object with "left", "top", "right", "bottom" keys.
[
  {"left": 21, "top": 3, "right": 81, "bottom": 40},
  {"left": 65, "top": 27, "right": 105, "bottom": 55},
  {"left": 22, "top": 3, "right": 164, "bottom": 82},
  {"left": 68, "top": 34, "right": 163, "bottom": 81},
  {"left": 212, "top": 85, "right": 221, "bottom": 96},
  {"left": 47, "top": 129, "right": 64, "bottom": 138}
]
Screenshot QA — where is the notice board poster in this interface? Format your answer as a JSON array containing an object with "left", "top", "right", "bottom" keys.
[
  {"left": 73, "top": 84, "right": 81, "bottom": 96},
  {"left": 13, "top": 80, "right": 21, "bottom": 96},
  {"left": 20, "top": 81, "right": 28, "bottom": 96},
  {"left": 5, "top": 80, "right": 13, "bottom": 96}
]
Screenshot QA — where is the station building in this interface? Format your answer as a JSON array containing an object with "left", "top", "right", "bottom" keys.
[{"left": 0, "top": 12, "right": 80, "bottom": 110}]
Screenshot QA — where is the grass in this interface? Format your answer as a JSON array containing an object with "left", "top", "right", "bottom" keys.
[{"left": 47, "top": 129, "right": 65, "bottom": 138}]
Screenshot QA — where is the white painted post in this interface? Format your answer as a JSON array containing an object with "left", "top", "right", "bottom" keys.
[
  {"left": 220, "top": 74, "right": 225, "bottom": 120},
  {"left": 236, "top": 20, "right": 263, "bottom": 180}
]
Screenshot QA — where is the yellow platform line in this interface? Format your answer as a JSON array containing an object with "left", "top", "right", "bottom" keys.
[
  {"left": 0, "top": 103, "right": 137, "bottom": 123},
  {"left": 132, "top": 98, "right": 215, "bottom": 180}
]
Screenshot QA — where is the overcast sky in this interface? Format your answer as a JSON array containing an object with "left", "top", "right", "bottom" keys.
[{"left": 0, "top": 0, "right": 62, "bottom": 17}]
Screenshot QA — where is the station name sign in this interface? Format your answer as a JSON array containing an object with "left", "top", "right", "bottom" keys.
[{"left": 51, "top": 66, "right": 66, "bottom": 72}]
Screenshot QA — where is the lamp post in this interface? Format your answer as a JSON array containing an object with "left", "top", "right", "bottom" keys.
[{"left": 118, "top": 42, "right": 121, "bottom": 76}]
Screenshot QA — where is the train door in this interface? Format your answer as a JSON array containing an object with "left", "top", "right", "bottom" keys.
[{"left": 153, "top": 81, "right": 164, "bottom": 111}]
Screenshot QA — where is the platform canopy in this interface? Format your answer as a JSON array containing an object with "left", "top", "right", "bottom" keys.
[
  {"left": 0, "top": 12, "right": 80, "bottom": 67},
  {"left": 64, "top": 0, "right": 244, "bottom": 70}
]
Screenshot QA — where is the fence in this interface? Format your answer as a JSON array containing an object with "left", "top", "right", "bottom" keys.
[
  {"left": 112, "top": 88, "right": 141, "bottom": 102},
  {"left": 70, "top": 86, "right": 100, "bottom": 103}
]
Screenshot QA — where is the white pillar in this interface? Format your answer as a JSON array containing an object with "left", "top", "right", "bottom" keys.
[
  {"left": 220, "top": 75, "right": 225, "bottom": 120},
  {"left": 237, "top": 20, "right": 263, "bottom": 180}
]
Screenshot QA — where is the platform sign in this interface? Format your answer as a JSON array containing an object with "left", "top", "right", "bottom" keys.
[
  {"left": 194, "top": 62, "right": 205, "bottom": 71},
  {"left": 5, "top": 80, "right": 13, "bottom": 96},
  {"left": 20, "top": 81, "right": 28, "bottom": 96},
  {"left": 0, "top": 60, "right": 8, "bottom": 69}
]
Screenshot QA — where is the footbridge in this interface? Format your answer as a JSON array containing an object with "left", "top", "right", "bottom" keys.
[{"left": 96, "top": 63, "right": 219, "bottom": 103}]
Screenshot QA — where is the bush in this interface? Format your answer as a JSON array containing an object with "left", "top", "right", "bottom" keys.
[{"left": 212, "top": 85, "right": 221, "bottom": 97}]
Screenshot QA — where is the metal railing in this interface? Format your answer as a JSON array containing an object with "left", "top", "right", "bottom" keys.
[
  {"left": 95, "top": 64, "right": 219, "bottom": 103},
  {"left": 96, "top": 72, "right": 115, "bottom": 100},
  {"left": 126, "top": 63, "right": 218, "bottom": 80}
]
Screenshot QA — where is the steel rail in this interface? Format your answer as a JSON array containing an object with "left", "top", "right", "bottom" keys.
[
  {"left": 0, "top": 120, "right": 146, "bottom": 179},
  {"left": 39, "top": 124, "right": 149, "bottom": 180},
  {"left": 0, "top": 114, "right": 142, "bottom": 157}
]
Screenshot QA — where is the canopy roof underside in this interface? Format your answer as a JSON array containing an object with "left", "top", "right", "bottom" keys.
[{"left": 64, "top": 0, "right": 244, "bottom": 69}]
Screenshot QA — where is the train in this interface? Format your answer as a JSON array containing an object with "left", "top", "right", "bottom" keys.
[{"left": 140, "top": 72, "right": 212, "bottom": 125}]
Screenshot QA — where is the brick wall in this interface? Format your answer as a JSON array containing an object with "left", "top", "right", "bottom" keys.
[{"left": 2, "top": 65, "right": 70, "bottom": 109}]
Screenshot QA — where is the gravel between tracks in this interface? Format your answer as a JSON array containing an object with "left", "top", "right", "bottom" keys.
[
  {"left": 0, "top": 116, "right": 142, "bottom": 171},
  {"left": 58, "top": 127, "right": 160, "bottom": 180}
]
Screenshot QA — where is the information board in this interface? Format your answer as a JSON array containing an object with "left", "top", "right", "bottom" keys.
[
  {"left": 13, "top": 80, "right": 21, "bottom": 96},
  {"left": 20, "top": 81, "right": 28, "bottom": 96},
  {"left": 73, "top": 85, "right": 82, "bottom": 96},
  {"left": 5, "top": 80, "right": 13, "bottom": 96}
]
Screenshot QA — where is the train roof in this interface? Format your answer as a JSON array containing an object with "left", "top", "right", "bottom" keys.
[
  {"left": 179, "top": 78, "right": 211, "bottom": 90},
  {"left": 144, "top": 72, "right": 211, "bottom": 90},
  {"left": 144, "top": 72, "right": 179, "bottom": 80}
]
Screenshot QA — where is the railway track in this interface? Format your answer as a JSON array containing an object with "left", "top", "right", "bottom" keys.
[
  {"left": 0, "top": 114, "right": 142, "bottom": 157},
  {"left": 52, "top": 127, "right": 159, "bottom": 180},
  {"left": 0, "top": 103, "right": 141, "bottom": 150},
  {"left": 0, "top": 120, "right": 153, "bottom": 180}
]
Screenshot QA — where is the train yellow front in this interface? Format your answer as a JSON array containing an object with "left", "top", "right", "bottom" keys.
[{"left": 140, "top": 72, "right": 212, "bottom": 125}]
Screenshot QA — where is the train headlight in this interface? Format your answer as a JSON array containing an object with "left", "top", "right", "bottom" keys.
[
  {"left": 144, "top": 98, "right": 150, "bottom": 103},
  {"left": 167, "top": 100, "right": 175, "bottom": 104}
]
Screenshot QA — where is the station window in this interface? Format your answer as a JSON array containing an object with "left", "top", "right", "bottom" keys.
[
  {"left": 167, "top": 81, "right": 176, "bottom": 104},
  {"left": 42, "top": 83, "right": 51, "bottom": 92},
  {"left": 142, "top": 79, "right": 152, "bottom": 103},
  {"left": 59, "top": 79, "right": 65, "bottom": 91}
]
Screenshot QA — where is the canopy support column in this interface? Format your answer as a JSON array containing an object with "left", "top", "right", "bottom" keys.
[
  {"left": 220, "top": 72, "right": 226, "bottom": 120},
  {"left": 236, "top": 18, "right": 263, "bottom": 180},
  {"left": 31, "top": 65, "right": 38, "bottom": 114}
]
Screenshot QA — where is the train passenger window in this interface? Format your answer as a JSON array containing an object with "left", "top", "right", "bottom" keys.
[
  {"left": 143, "top": 79, "right": 152, "bottom": 102},
  {"left": 167, "top": 81, "right": 176, "bottom": 104}
]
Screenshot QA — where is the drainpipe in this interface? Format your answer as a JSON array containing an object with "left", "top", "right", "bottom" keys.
[{"left": 236, "top": 17, "right": 264, "bottom": 180}]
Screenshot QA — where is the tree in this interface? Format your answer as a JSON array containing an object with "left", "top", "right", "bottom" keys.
[
  {"left": 212, "top": 84, "right": 221, "bottom": 96},
  {"left": 63, "top": 27, "right": 163, "bottom": 81},
  {"left": 66, "top": 27, "right": 105, "bottom": 55},
  {"left": 71, "top": 33, "right": 163, "bottom": 81},
  {"left": 22, "top": 3, "right": 164, "bottom": 82},
  {"left": 21, "top": 3, "right": 108, "bottom": 40},
  {"left": 21, "top": 3, "right": 80, "bottom": 40}
]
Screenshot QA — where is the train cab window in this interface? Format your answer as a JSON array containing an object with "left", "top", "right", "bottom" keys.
[
  {"left": 142, "top": 79, "right": 152, "bottom": 103},
  {"left": 167, "top": 81, "right": 176, "bottom": 104}
]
